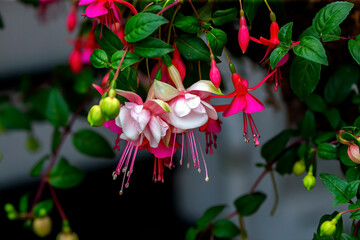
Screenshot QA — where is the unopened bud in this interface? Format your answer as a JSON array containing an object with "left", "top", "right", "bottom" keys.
[
  {"left": 4, "top": 203, "right": 15, "bottom": 213},
  {"left": 303, "top": 173, "right": 316, "bottom": 191},
  {"left": 210, "top": 60, "right": 221, "bottom": 88},
  {"left": 87, "top": 105, "right": 106, "bottom": 127},
  {"left": 100, "top": 96, "right": 121, "bottom": 120},
  {"left": 238, "top": 16, "right": 249, "bottom": 54},
  {"left": 66, "top": 6, "right": 77, "bottom": 32},
  {"left": 348, "top": 144, "right": 360, "bottom": 164},
  {"left": 292, "top": 160, "right": 306, "bottom": 176},
  {"left": 56, "top": 231, "right": 79, "bottom": 240},
  {"left": 33, "top": 216, "right": 52, "bottom": 237},
  {"left": 69, "top": 49, "right": 82, "bottom": 74},
  {"left": 320, "top": 220, "right": 336, "bottom": 236},
  {"left": 7, "top": 212, "right": 17, "bottom": 220}
]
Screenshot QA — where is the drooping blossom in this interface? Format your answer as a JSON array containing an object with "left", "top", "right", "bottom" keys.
[
  {"left": 210, "top": 59, "right": 221, "bottom": 89},
  {"left": 67, "top": 4, "right": 78, "bottom": 32},
  {"left": 267, "top": 52, "right": 289, "bottom": 91},
  {"left": 199, "top": 118, "right": 222, "bottom": 154}
]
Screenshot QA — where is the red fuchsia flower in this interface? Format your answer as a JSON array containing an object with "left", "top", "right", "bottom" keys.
[
  {"left": 210, "top": 71, "right": 276, "bottom": 145},
  {"left": 199, "top": 119, "right": 222, "bottom": 155},
  {"left": 238, "top": 10, "right": 249, "bottom": 54},
  {"left": 67, "top": 4, "right": 78, "bottom": 32},
  {"left": 112, "top": 89, "right": 171, "bottom": 194},
  {"left": 78, "top": 0, "right": 138, "bottom": 28},
  {"left": 267, "top": 52, "right": 289, "bottom": 91},
  {"left": 210, "top": 59, "right": 221, "bottom": 89}
]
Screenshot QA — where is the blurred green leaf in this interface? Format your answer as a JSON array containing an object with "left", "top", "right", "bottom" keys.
[
  {"left": 134, "top": 37, "right": 174, "bottom": 58},
  {"left": 344, "top": 180, "right": 360, "bottom": 200},
  {"left": 213, "top": 219, "right": 240, "bottom": 238},
  {"left": 0, "top": 106, "right": 31, "bottom": 130},
  {"left": 300, "top": 110, "right": 316, "bottom": 140},
  {"left": 174, "top": 13, "right": 200, "bottom": 34},
  {"left": 305, "top": 94, "right": 327, "bottom": 113},
  {"left": 212, "top": 8, "right": 237, "bottom": 26},
  {"left": 74, "top": 69, "right": 94, "bottom": 94},
  {"left": 176, "top": 34, "right": 211, "bottom": 62},
  {"left": 317, "top": 143, "right": 337, "bottom": 160},
  {"left": 346, "top": 167, "right": 360, "bottom": 182},
  {"left": 185, "top": 227, "right": 197, "bottom": 240},
  {"left": 234, "top": 192, "right": 266, "bottom": 216},
  {"left": 30, "top": 155, "right": 49, "bottom": 177},
  {"left": 261, "top": 129, "right": 293, "bottom": 162},
  {"left": 339, "top": 145, "right": 357, "bottom": 167},
  {"left": 278, "top": 22, "right": 293, "bottom": 45},
  {"left": 275, "top": 147, "right": 297, "bottom": 175},
  {"left": 19, "top": 194, "right": 29, "bottom": 213},
  {"left": 196, "top": 205, "right": 226, "bottom": 231},
  {"left": 325, "top": 108, "right": 341, "bottom": 129},
  {"left": 33, "top": 199, "right": 53, "bottom": 217},
  {"left": 314, "top": 132, "right": 335, "bottom": 145},
  {"left": 243, "top": 0, "right": 261, "bottom": 25},
  {"left": 349, "top": 35, "right": 360, "bottom": 65},
  {"left": 45, "top": 88, "right": 70, "bottom": 127},
  {"left": 49, "top": 157, "right": 85, "bottom": 189}
]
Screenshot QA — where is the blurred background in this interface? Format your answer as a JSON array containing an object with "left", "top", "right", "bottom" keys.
[{"left": 0, "top": 1, "right": 354, "bottom": 239}]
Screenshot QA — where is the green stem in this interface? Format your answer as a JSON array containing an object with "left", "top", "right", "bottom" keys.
[
  {"left": 270, "top": 169, "right": 279, "bottom": 216},
  {"left": 167, "top": 4, "right": 181, "bottom": 44},
  {"left": 263, "top": 0, "right": 272, "bottom": 12}
]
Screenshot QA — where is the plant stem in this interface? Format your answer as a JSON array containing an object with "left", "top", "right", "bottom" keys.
[
  {"left": 263, "top": 0, "right": 272, "bottom": 13},
  {"left": 270, "top": 169, "right": 279, "bottom": 216},
  {"left": 354, "top": 220, "right": 360, "bottom": 236},
  {"left": 49, "top": 184, "right": 67, "bottom": 221},
  {"left": 223, "top": 48, "right": 231, "bottom": 65},
  {"left": 238, "top": 215, "right": 248, "bottom": 240},
  {"left": 167, "top": 4, "right": 181, "bottom": 44},
  {"left": 112, "top": 45, "right": 129, "bottom": 82},
  {"left": 248, "top": 70, "right": 276, "bottom": 91},
  {"left": 157, "top": 0, "right": 179, "bottom": 15},
  {"left": 188, "top": 0, "right": 200, "bottom": 20}
]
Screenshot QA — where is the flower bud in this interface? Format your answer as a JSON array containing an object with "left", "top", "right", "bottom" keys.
[
  {"left": 238, "top": 11, "right": 249, "bottom": 54},
  {"left": 100, "top": 96, "right": 121, "bottom": 120},
  {"left": 232, "top": 73, "right": 242, "bottom": 87},
  {"left": 7, "top": 212, "right": 17, "bottom": 220},
  {"left": 303, "top": 173, "right": 316, "bottom": 191},
  {"left": 270, "top": 21, "right": 280, "bottom": 45},
  {"left": 4, "top": 203, "right": 15, "bottom": 213},
  {"left": 210, "top": 60, "right": 221, "bottom": 88},
  {"left": 56, "top": 231, "right": 79, "bottom": 240},
  {"left": 26, "top": 134, "right": 41, "bottom": 152},
  {"left": 69, "top": 49, "right": 82, "bottom": 74},
  {"left": 320, "top": 220, "right": 336, "bottom": 236},
  {"left": 67, "top": 6, "right": 77, "bottom": 33},
  {"left": 87, "top": 105, "right": 106, "bottom": 127},
  {"left": 337, "top": 130, "right": 351, "bottom": 145},
  {"left": 348, "top": 144, "right": 360, "bottom": 164},
  {"left": 33, "top": 216, "right": 52, "bottom": 237},
  {"left": 293, "top": 160, "right": 306, "bottom": 176}
]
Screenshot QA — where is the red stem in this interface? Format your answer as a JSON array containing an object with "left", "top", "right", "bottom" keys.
[
  {"left": 205, "top": 91, "right": 236, "bottom": 100},
  {"left": 115, "top": 0, "right": 138, "bottom": 15},
  {"left": 157, "top": 0, "right": 179, "bottom": 15},
  {"left": 248, "top": 70, "right": 276, "bottom": 91},
  {"left": 188, "top": 0, "right": 200, "bottom": 20},
  {"left": 48, "top": 184, "right": 67, "bottom": 221},
  {"left": 354, "top": 221, "right": 360, "bottom": 236}
]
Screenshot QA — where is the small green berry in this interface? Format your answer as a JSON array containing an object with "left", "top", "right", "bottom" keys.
[
  {"left": 87, "top": 105, "right": 106, "bottom": 127},
  {"left": 293, "top": 160, "right": 306, "bottom": 176},
  {"left": 4, "top": 203, "right": 15, "bottom": 212},
  {"left": 7, "top": 212, "right": 17, "bottom": 220},
  {"left": 320, "top": 220, "right": 336, "bottom": 236},
  {"left": 303, "top": 174, "right": 316, "bottom": 191},
  {"left": 33, "top": 216, "right": 52, "bottom": 237},
  {"left": 100, "top": 96, "right": 121, "bottom": 120}
]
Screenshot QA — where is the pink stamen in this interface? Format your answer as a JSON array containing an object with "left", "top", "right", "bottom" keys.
[
  {"left": 187, "top": 132, "right": 196, "bottom": 168},
  {"left": 180, "top": 133, "right": 184, "bottom": 165},
  {"left": 195, "top": 130, "right": 209, "bottom": 181},
  {"left": 126, "top": 139, "right": 141, "bottom": 187},
  {"left": 170, "top": 130, "right": 177, "bottom": 168},
  {"left": 190, "top": 130, "right": 201, "bottom": 173}
]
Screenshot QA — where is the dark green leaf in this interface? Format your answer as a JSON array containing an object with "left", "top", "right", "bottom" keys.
[
  {"left": 174, "top": 14, "right": 200, "bottom": 34},
  {"left": 72, "top": 129, "right": 114, "bottom": 158},
  {"left": 234, "top": 192, "right": 266, "bottom": 216},
  {"left": 314, "top": 132, "right": 335, "bottom": 145},
  {"left": 33, "top": 199, "right": 53, "bottom": 217},
  {"left": 341, "top": 233, "right": 358, "bottom": 240},
  {"left": 305, "top": 94, "right": 327, "bottom": 113},
  {"left": 142, "top": 4, "right": 162, "bottom": 13},
  {"left": 275, "top": 147, "right": 297, "bottom": 175},
  {"left": 124, "top": 13, "right": 168, "bottom": 43},
  {"left": 90, "top": 49, "right": 109, "bottom": 68},
  {"left": 278, "top": 22, "right": 293, "bottom": 45},
  {"left": 349, "top": 35, "right": 360, "bottom": 65},
  {"left": 346, "top": 167, "right": 360, "bottom": 182},
  {"left": 320, "top": 173, "right": 349, "bottom": 207},
  {"left": 270, "top": 46, "right": 289, "bottom": 69},
  {"left": 51, "top": 128, "right": 61, "bottom": 154},
  {"left": 0, "top": 106, "right": 31, "bottom": 130},
  {"left": 317, "top": 143, "right": 337, "bottom": 160},
  {"left": 95, "top": 25, "right": 124, "bottom": 57},
  {"left": 196, "top": 205, "right": 226, "bottom": 231},
  {"left": 185, "top": 227, "right": 197, "bottom": 240},
  {"left": 349, "top": 200, "right": 360, "bottom": 220},
  {"left": 290, "top": 56, "right": 321, "bottom": 101},
  {"left": 293, "top": 36, "right": 328, "bottom": 65},
  {"left": 324, "top": 64, "right": 360, "bottom": 105},
  {"left": 261, "top": 129, "right": 293, "bottom": 162},
  {"left": 19, "top": 194, "right": 29, "bottom": 213},
  {"left": 30, "top": 155, "right": 49, "bottom": 177},
  {"left": 176, "top": 34, "right": 211, "bottom": 62},
  {"left": 212, "top": 8, "right": 237, "bottom": 26},
  {"left": 340, "top": 131, "right": 360, "bottom": 147},
  {"left": 340, "top": 145, "right": 357, "bottom": 167},
  {"left": 74, "top": 69, "right": 94, "bottom": 94},
  {"left": 206, "top": 28, "right": 227, "bottom": 56},
  {"left": 355, "top": 116, "right": 360, "bottom": 130},
  {"left": 345, "top": 180, "right": 360, "bottom": 200},
  {"left": 49, "top": 157, "right": 85, "bottom": 189},
  {"left": 111, "top": 66, "right": 138, "bottom": 92},
  {"left": 134, "top": 37, "right": 174, "bottom": 58},
  {"left": 322, "top": 26, "right": 341, "bottom": 42},
  {"left": 243, "top": 0, "right": 261, "bottom": 25},
  {"left": 213, "top": 219, "right": 240, "bottom": 238},
  {"left": 298, "top": 26, "right": 319, "bottom": 41},
  {"left": 111, "top": 51, "right": 141, "bottom": 70},
  {"left": 312, "top": 1, "right": 354, "bottom": 35},
  {"left": 300, "top": 110, "right": 316, "bottom": 140},
  {"left": 325, "top": 108, "right": 341, "bottom": 129},
  {"left": 45, "top": 88, "right": 70, "bottom": 127},
  {"left": 198, "top": 1, "right": 213, "bottom": 20}
]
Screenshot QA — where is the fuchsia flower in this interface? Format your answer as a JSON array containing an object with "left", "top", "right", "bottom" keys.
[
  {"left": 67, "top": 4, "right": 78, "bottom": 32},
  {"left": 199, "top": 119, "right": 222, "bottom": 154},
  {"left": 238, "top": 12, "right": 249, "bottom": 54}
]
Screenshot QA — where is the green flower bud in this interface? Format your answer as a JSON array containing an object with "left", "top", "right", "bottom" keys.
[
  {"left": 26, "top": 134, "right": 41, "bottom": 152},
  {"left": 56, "top": 231, "right": 79, "bottom": 240},
  {"left": 7, "top": 212, "right": 17, "bottom": 220},
  {"left": 100, "top": 96, "right": 121, "bottom": 120},
  {"left": 38, "top": 208, "right": 47, "bottom": 218},
  {"left": 4, "top": 203, "right": 15, "bottom": 212},
  {"left": 87, "top": 105, "right": 106, "bottom": 127},
  {"left": 33, "top": 216, "right": 52, "bottom": 237},
  {"left": 303, "top": 173, "right": 316, "bottom": 191},
  {"left": 293, "top": 160, "right": 306, "bottom": 176},
  {"left": 320, "top": 220, "right": 336, "bottom": 236}
]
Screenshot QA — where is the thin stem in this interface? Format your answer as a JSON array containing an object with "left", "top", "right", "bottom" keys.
[
  {"left": 239, "top": 0, "right": 243, "bottom": 10},
  {"left": 223, "top": 48, "right": 231, "bottom": 65},
  {"left": 167, "top": 4, "right": 181, "bottom": 44},
  {"left": 142, "top": 2, "right": 154, "bottom": 12},
  {"left": 238, "top": 215, "right": 248, "bottom": 240},
  {"left": 146, "top": 58, "right": 151, "bottom": 85},
  {"left": 270, "top": 169, "right": 279, "bottom": 216},
  {"left": 248, "top": 70, "right": 276, "bottom": 91},
  {"left": 354, "top": 221, "right": 360, "bottom": 236},
  {"left": 112, "top": 45, "right": 129, "bottom": 82},
  {"left": 157, "top": 0, "right": 179, "bottom": 15},
  {"left": 249, "top": 168, "right": 270, "bottom": 194},
  {"left": 342, "top": 207, "right": 360, "bottom": 215},
  {"left": 198, "top": 61, "right": 202, "bottom": 80},
  {"left": 205, "top": 91, "right": 236, "bottom": 100},
  {"left": 188, "top": 0, "right": 200, "bottom": 20},
  {"left": 263, "top": 0, "right": 272, "bottom": 13},
  {"left": 48, "top": 183, "right": 67, "bottom": 221}
]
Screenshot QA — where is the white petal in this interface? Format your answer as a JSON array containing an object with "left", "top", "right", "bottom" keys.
[
  {"left": 202, "top": 100, "right": 218, "bottom": 120},
  {"left": 192, "top": 102, "right": 206, "bottom": 114},
  {"left": 173, "top": 97, "right": 191, "bottom": 117},
  {"left": 168, "top": 110, "right": 208, "bottom": 130},
  {"left": 119, "top": 107, "right": 140, "bottom": 141},
  {"left": 185, "top": 93, "right": 201, "bottom": 109}
]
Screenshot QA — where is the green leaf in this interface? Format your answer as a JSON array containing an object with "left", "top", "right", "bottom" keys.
[
  {"left": 74, "top": 69, "right": 94, "bottom": 94},
  {"left": 322, "top": 26, "right": 341, "bottom": 42},
  {"left": 95, "top": 25, "right": 124, "bottom": 57},
  {"left": 134, "top": 37, "right": 174, "bottom": 58},
  {"left": 312, "top": 1, "right": 354, "bottom": 35},
  {"left": 341, "top": 131, "right": 360, "bottom": 147},
  {"left": 206, "top": 28, "right": 227, "bottom": 56},
  {"left": 314, "top": 132, "right": 335, "bottom": 145},
  {"left": 355, "top": 116, "right": 360, "bottom": 130},
  {"left": 243, "top": 0, "right": 261, "bottom": 25},
  {"left": 90, "top": 49, "right": 109, "bottom": 68},
  {"left": 345, "top": 180, "right": 360, "bottom": 200},
  {"left": 340, "top": 145, "right": 357, "bottom": 167},
  {"left": 212, "top": 8, "right": 237, "bottom": 26},
  {"left": 325, "top": 108, "right": 341, "bottom": 129},
  {"left": 19, "top": 194, "right": 29, "bottom": 213},
  {"left": 33, "top": 199, "right": 53, "bottom": 217},
  {"left": 349, "top": 200, "right": 360, "bottom": 220},
  {"left": 111, "top": 51, "right": 141, "bottom": 70},
  {"left": 118, "top": 66, "right": 138, "bottom": 91},
  {"left": 275, "top": 147, "right": 297, "bottom": 175},
  {"left": 317, "top": 143, "right": 337, "bottom": 160},
  {"left": 298, "top": 26, "right": 319, "bottom": 41},
  {"left": 45, "top": 88, "right": 70, "bottom": 127},
  {"left": 341, "top": 233, "right": 358, "bottom": 240},
  {"left": 185, "top": 227, "right": 197, "bottom": 240},
  {"left": 300, "top": 110, "right": 316, "bottom": 140},
  {"left": 289, "top": 56, "right": 321, "bottom": 101},
  {"left": 349, "top": 35, "right": 360, "bottom": 65},
  {"left": 196, "top": 205, "right": 226, "bottom": 231},
  {"left": 270, "top": 46, "right": 289, "bottom": 69},
  {"left": 346, "top": 167, "right": 360, "bottom": 182},
  {"left": 124, "top": 13, "right": 168, "bottom": 43},
  {"left": 49, "top": 157, "right": 85, "bottom": 189},
  {"left": 324, "top": 64, "right": 360, "bottom": 105},
  {"left": 174, "top": 14, "right": 200, "bottom": 34},
  {"left": 51, "top": 128, "right": 61, "bottom": 153},
  {"left": 213, "top": 219, "right": 240, "bottom": 239},
  {"left": 72, "top": 129, "right": 114, "bottom": 158},
  {"left": 0, "top": 106, "right": 31, "bottom": 130},
  {"left": 198, "top": 0, "right": 213, "bottom": 20},
  {"left": 320, "top": 173, "right": 349, "bottom": 207},
  {"left": 293, "top": 36, "right": 328, "bottom": 65},
  {"left": 30, "top": 155, "right": 49, "bottom": 177},
  {"left": 305, "top": 94, "right": 327, "bottom": 113},
  {"left": 176, "top": 34, "right": 211, "bottom": 62},
  {"left": 234, "top": 192, "right": 266, "bottom": 216},
  {"left": 278, "top": 22, "right": 293, "bottom": 45},
  {"left": 261, "top": 129, "right": 293, "bottom": 162}
]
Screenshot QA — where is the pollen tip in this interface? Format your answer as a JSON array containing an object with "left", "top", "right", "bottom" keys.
[
  {"left": 125, "top": 183, "right": 129, "bottom": 188},
  {"left": 122, "top": 167, "right": 127, "bottom": 173},
  {"left": 119, "top": 191, "right": 123, "bottom": 195},
  {"left": 180, "top": 160, "right": 183, "bottom": 166},
  {"left": 198, "top": 168, "right": 201, "bottom": 173},
  {"left": 187, "top": 163, "right": 190, "bottom": 168},
  {"left": 205, "top": 177, "right": 209, "bottom": 182}
]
